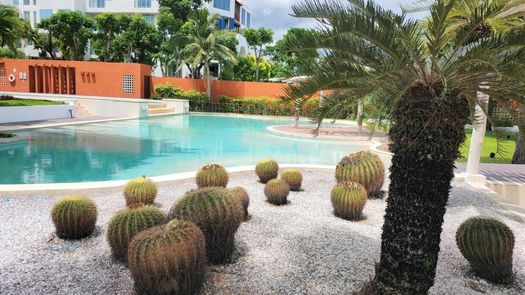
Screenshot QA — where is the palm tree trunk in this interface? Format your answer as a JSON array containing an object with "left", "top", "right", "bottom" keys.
[
  {"left": 255, "top": 56, "right": 260, "bottom": 82},
  {"left": 512, "top": 104, "right": 525, "bottom": 164},
  {"left": 205, "top": 61, "right": 212, "bottom": 102},
  {"left": 357, "top": 100, "right": 364, "bottom": 134},
  {"left": 367, "top": 83, "right": 469, "bottom": 294}
]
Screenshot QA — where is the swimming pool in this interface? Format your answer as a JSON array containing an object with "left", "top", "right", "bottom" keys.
[{"left": 0, "top": 114, "right": 388, "bottom": 184}]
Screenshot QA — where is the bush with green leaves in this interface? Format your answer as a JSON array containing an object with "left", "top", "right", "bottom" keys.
[
  {"left": 167, "top": 187, "right": 243, "bottom": 263},
  {"left": 106, "top": 205, "right": 165, "bottom": 262},
  {"left": 335, "top": 151, "right": 385, "bottom": 197},
  {"left": 456, "top": 216, "right": 515, "bottom": 284},
  {"left": 228, "top": 186, "right": 250, "bottom": 221},
  {"left": 281, "top": 169, "right": 303, "bottom": 191},
  {"left": 51, "top": 195, "right": 97, "bottom": 239},
  {"left": 128, "top": 219, "right": 206, "bottom": 295},
  {"left": 264, "top": 179, "right": 290, "bottom": 205},
  {"left": 196, "top": 163, "right": 229, "bottom": 188},
  {"left": 330, "top": 181, "right": 367, "bottom": 221},
  {"left": 124, "top": 176, "right": 157, "bottom": 206},
  {"left": 255, "top": 158, "right": 279, "bottom": 183}
]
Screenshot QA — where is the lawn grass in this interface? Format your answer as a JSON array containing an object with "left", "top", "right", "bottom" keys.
[
  {"left": 0, "top": 99, "right": 65, "bottom": 107},
  {"left": 458, "top": 130, "right": 517, "bottom": 164}
]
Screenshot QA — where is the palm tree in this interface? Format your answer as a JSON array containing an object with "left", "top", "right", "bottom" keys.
[
  {"left": 183, "top": 9, "right": 236, "bottom": 101},
  {"left": 0, "top": 5, "right": 27, "bottom": 54},
  {"left": 287, "top": 0, "right": 525, "bottom": 293}
]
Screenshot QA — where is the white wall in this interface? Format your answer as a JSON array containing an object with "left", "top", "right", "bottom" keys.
[
  {"left": 0, "top": 104, "right": 74, "bottom": 124},
  {"left": 77, "top": 99, "right": 149, "bottom": 118},
  {"left": 163, "top": 99, "right": 189, "bottom": 114}
]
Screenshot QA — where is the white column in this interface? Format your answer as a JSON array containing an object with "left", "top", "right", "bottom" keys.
[
  {"left": 357, "top": 100, "right": 364, "bottom": 134},
  {"left": 465, "top": 89, "right": 489, "bottom": 183}
]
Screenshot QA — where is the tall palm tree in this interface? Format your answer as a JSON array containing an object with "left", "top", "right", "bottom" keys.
[
  {"left": 183, "top": 9, "right": 236, "bottom": 101},
  {"left": 0, "top": 5, "right": 27, "bottom": 53},
  {"left": 287, "top": 0, "right": 525, "bottom": 293}
]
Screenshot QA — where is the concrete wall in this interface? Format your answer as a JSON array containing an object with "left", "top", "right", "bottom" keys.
[
  {"left": 164, "top": 99, "right": 190, "bottom": 114},
  {"left": 0, "top": 104, "right": 74, "bottom": 124}
]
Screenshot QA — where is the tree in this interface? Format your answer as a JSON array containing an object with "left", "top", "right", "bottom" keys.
[
  {"left": 0, "top": 5, "right": 28, "bottom": 54},
  {"left": 287, "top": 0, "right": 525, "bottom": 293},
  {"left": 182, "top": 9, "right": 236, "bottom": 100},
  {"left": 31, "top": 18, "right": 58, "bottom": 60},
  {"left": 114, "top": 14, "right": 160, "bottom": 65},
  {"left": 233, "top": 54, "right": 271, "bottom": 81},
  {"left": 266, "top": 28, "right": 319, "bottom": 77},
  {"left": 158, "top": 0, "right": 211, "bottom": 21},
  {"left": 243, "top": 28, "right": 273, "bottom": 81},
  {"left": 43, "top": 11, "right": 95, "bottom": 60},
  {"left": 93, "top": 13, "right": 129, "bottom": 62}
]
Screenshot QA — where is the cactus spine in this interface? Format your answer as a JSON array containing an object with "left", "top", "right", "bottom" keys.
[
  {"left": 167, "top": 187, "right": 243, "bottom": 263},
  {"left": 281, "top": 169, "right": 303, "bottom": 191},
  {"left": 107, "top": 205, "right": 165, "bottom": 262},
  {"left": 255, "top": 158, "right": 279, "bottom": 183},
  {"left": 128, "top": 220, "right": 206, "bottom": 295},
  {"left": 456, "top": 216, "right": 515, "bottom": 283},
  {"left": 330, "top": 181, "right": 367, "bottom": 221},
  {"left": 264, "top": 179, "right": 290, "bottom": 205},
  {"left": 196, "top": 163, "right": 229, "bottom": 188},
  {"left": 124, "top": 176, "right": 158, "bottom": 206},
  {"left": 335, "top": 151, "right": 385, "bottom": 197},
  {"left": 228, "top": 187, "right": 250, "bottom": 221},
  {"left": 51, "top": 195, "right": 97, "bottom": 239}
]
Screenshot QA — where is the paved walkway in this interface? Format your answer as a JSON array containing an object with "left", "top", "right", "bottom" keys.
[
  {"left": 456, "top": 163, "right": 525, "bottom": 183},
  {"left": 0, "top": 116, "right": 112, "bottom": 131}
]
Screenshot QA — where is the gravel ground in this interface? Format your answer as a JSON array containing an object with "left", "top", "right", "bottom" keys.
[{"left": 0, "top": 169, "right": 524, "bottom": 295}]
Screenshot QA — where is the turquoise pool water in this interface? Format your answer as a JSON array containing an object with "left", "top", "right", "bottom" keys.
[{"left": 0, "top": 114, "right": 388, "bottom": 184}]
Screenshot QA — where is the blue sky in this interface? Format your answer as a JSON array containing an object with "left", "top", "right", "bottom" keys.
[{"left": 249, "top": 0, "right": 420, "bottom": 40}]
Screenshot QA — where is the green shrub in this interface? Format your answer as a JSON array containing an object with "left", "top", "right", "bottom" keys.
[
  {"left": 153, "top": 83, "right": 182, "bottom": 99},
  {"left": 492, "top": 118, "right": 515, "bottom": 128},
  {"left": 124, "top": 176, "right": 158, "bottom": 206},
  {"left": 281, "top": 169, "right": 303, "bottom": 191},
  {"left": 51, "top": 195, "right": 97, "bottom": 239},
  {"left": 0, "top": 132, "right": 15, "bottom": 138},
  {"left": 217, "top": 95, "right": 322, "bottom": 117},
  {"left": 456, "top": 216, "right": 515, "bottom": 283},
  {"left": 264, "top": 179, "right": 290, "bottom": 205},
  {"left": 330, "top": 181, "right": 367, "bottom": 221},
  {"left": 128, "top": 220, "right": 206, "bottom": 295},
  {"left": 196, "top": 163, "right": 229, "bottom": 188},
  {"left": 255, "top": 158, "right": 279, "bottom": 183},
  {"left": 106, "top": 205, "right": 165, "bottom": 262},
  {"left": 335, "top": 151, "right": 385, "bottom": 197},
  {"left": 228, "top": 187, "right": 250, "bottom": 221},
  {"left": 167, "top": 187, "right": 243, "bottom": 263}
]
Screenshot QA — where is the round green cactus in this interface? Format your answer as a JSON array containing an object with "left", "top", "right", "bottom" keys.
[
  {"left": 106, "top": 205, "right": 165, "bottom": 262},
  {"left": 228, "top": 187, "right": 250, "bottom": 221},
  {"left": 330, "top": 181, "right": 367, "bottom": 221},
  {"left": 456, "top": 216, "right": 515, "bottom": 283},
  {"left": 51, "top": 195, "right": 97, "bottom": 239},
  {"left": 281, "top": 169, "right": 303, "bottom": 191},
  {"left": 335, "top": 151, "right": 385, "bottom": 197},
  {"left": 128, "top": 219, "right": 206, "bottom": 295},
  {"left": 196, "top": 163, "right": 229, "bottom": 188},
  {"left": 264, "top": 179, "right": 290, "bottom": 205},
  {"left": 124, "top": 176, "right": 157, "bottom": 206},
  {"left": 255, "top": 158, "right": 279, "bottom": 183},
  {"left": 167, "top": 187, "right": 243, "bottom": 263}
]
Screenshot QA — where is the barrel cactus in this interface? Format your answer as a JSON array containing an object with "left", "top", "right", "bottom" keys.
[
  {"left": 264, "top": 179, "right": 290, "bottom": 205},
  {"left": 255, "top": 158, "right": 279, "bottom": 183},
  {"left": 330, "top": 181, "right": 367, "bottom": 221},
  {"left": 228, "top": 187, "right": 250, "bottom": 221},
  {"left": 51, "top": 195, "right": 97, "bottom": 239},
  {"left": 281, "top": 169, "right": 303, "bottom": 191},
  {"left": 167, "top": 187, "right": 243, "bottom": 263},
  {"left": 107, "top": 205, "right": 165, "bottom": 262},
  {"left": 128, "top": 219, "right": 206, "bottom": 295},
  {"left": 124, "top": 176, "right": 157, "bottom": 206},
  {"left": 456, "top": 216, "right": 515, "bottom": 283},
  {"left": 196, "top": 163, "right": 229, "bottom": 188},
  {"left": 335, "top": 151, "right": 385, "bottom": 197}
]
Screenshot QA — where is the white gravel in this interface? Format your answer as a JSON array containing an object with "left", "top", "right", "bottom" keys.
[{"left": 0, "top": 169, "right": 524, "bottom": 294}]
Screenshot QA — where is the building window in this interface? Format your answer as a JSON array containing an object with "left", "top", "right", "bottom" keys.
[
  {"left": 247, "top": 12, "right": 251, "bottom": 28},
  {"left": 13, "top": 0, "right": 19, "bottom": 5},
  {"left": 33, "top": 11, "right": 37, "bottom": 26},
  {"left": 213, "top": 0, "right": 230, "bottom": 11},
  {"left": 241, "top": 8, "right": 246, "bottom": 25},
  {"left": 23, "top": 0, "right": 29, "bottom": 5},
  {"left": 143, "top": 14, "right": 155, "bottom": 25},
  {"left": 23, "top": 11, "right": 30, "bottom": 20},
  {"left": 122, "top": 75, "right": 135, "bottom": 94},
  {"left": 39, "top": 9, "right": 52, "bottom": 20},
  {"left": 1, "top": 67, "right": 6, "bottom": 87},
  {"left": 33, "top": 0, "right": 36, "bottom": 5},
  {"left": 135, "top": 0, "right": 151, "bottom": 8},
  {"left": 89, "top": 0, "right": 105, "bottom": 8}
]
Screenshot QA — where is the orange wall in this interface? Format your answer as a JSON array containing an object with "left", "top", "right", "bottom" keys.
[
  {"left": 152, "top": 77, "right": 289, "bottom": 100},
  {"left": 0, "top": 59, "right": 151, "bottom": 99}
]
